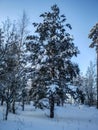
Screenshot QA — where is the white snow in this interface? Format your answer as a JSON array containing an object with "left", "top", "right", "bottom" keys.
[
  {"left": 47, "top": 84, "right": 59, "bottom": 93},
  {"left": 68, "top": 85, "right": 77, "bottom": 92},
  {"left": 0, "top": 103, "right": 98, "bottom": 130},
  {"left": 41, "top": 55, "right": 48, "bottom": 63}
]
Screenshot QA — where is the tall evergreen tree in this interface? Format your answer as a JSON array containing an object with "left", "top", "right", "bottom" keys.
[{"left": 26, "top": 4, "right": 79, "bottom": 118}]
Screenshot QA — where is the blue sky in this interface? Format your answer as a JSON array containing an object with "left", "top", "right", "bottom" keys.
[{"left": 0, "top": 0, "right": 98, "bottom": 74}]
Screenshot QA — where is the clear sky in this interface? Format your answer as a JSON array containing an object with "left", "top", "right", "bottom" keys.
[{"left": 0, "top": 0, "right": 98, "bottom": 74}]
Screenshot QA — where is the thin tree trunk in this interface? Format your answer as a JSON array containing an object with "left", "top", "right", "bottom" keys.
[
  {"left": 61, "top": 99, "right": 64, "bottom": 106},
  {"left": 1, "top": 96, "right": 4, "bottom": 106},
  {"left": 12, "top": 100, "right": 15, "bottom": 114},
  {"left": 5, "top": 101, "right": 9, "bottom": 120},
  {"left": 22, "top": 99, "right": 25, "bottom": 111},
  {"left": 49, "top": 94, "right": 54, "bottom": 118},
  {"left": 96, "top": 47, "right": 98, "bottom": 109}
]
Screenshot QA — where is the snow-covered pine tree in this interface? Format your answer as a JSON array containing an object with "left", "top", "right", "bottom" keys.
[{"left": 26, "top": 4, "right": 79, "bottom": 118}]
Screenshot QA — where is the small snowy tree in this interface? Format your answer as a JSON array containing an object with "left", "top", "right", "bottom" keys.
[
  {"left": 84, "top": 61, "right": 96, "bottom": 106},
  {"left": 74, "top": 62, "right": 96, "bottom": 106}
]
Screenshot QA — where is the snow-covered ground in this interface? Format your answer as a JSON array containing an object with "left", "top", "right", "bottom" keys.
[{"left": 0, "top": 103, "right": 98, "bottom": 130}]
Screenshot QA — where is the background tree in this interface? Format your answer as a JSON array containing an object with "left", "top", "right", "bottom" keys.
[
  {"left": 18, "top": 11, "right": 29, "bottom": 45},
  {"left": 72, "top": 74, "right": 85, "bottom": 104},
  {"left": 74, "top": 62, "right": 96, "bottom": 106},
  {"left": 0, "top": 17, "right": 28, "bottom": 119},
  {"left": 0, "top": 19, "right": 19, "bottom": 119},
  {"left": 89, "top": 22, "right": 98, "bottom": 108},
  {"left": 17, "top": 11, "right": 30, "bottom": 111},
  {"left": 84, "top": 61, "right": 96, "bottom": 106}
]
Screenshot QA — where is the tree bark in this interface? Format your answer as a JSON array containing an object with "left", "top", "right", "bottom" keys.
[
  {"left": 5, "top": 101, "right": 9, "bottom": 120},
  {"left": 49, "top": 94, "right": 54, "bottom": 118},
  {"left": 96, "top": 46, "right": 98, "bottom": 109},
  {"left": 1, "top": 96, "right": 4, "bottom": 106},
  {"left": 12, "top": 100, "right": 15, "bottom": 114},
  {"left": 22, "top": 99, "right": 25, "bottom": 111}
]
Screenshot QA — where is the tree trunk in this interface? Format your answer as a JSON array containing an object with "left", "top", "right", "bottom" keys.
[
  {"left": 61, "top": 99, "right": 64, "bottom": 106},
  {"left": 12, "top": 100, "right": 15, "bottom": 114},
  {"left": 1, "top": 96, "right": 4, "bottom": 106},
  {"left": 5, "top": 101, "right": 9, "bottom": 120},
  {"left": 96, "top": 47, "right": 98, "bottom": 109},
  {"left": 57, "top": 100, "right": 60, "bottom": 106},
  {"left": 22, "top": 99, "right": 25, "bottom": 111},
  {"left": 49, "top": 94, "right": 54, "bottom": 118}
]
